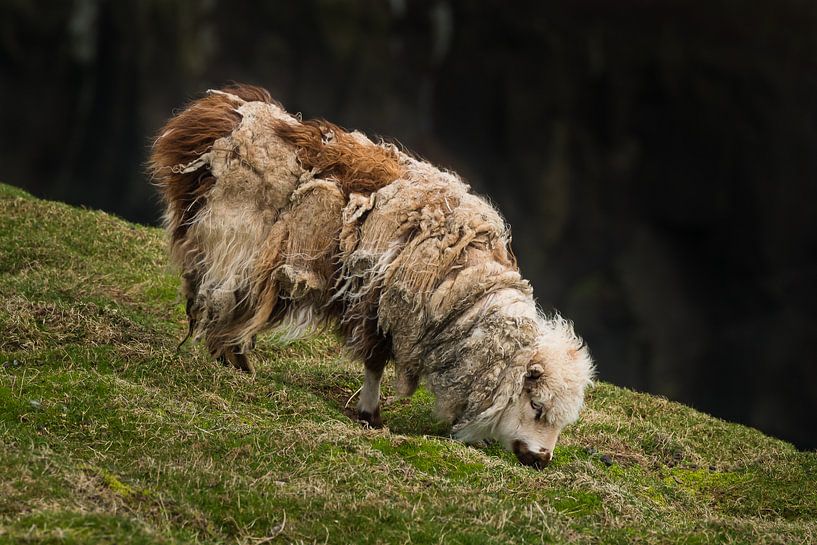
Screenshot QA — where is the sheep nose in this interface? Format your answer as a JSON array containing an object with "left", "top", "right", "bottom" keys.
[{"left": 512, "top": 440, "right": 553, "bottom": 469}]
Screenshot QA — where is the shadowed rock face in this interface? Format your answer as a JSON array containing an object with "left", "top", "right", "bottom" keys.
[{"left": 2, "top": 0, "right": 816, "bottom": 448}]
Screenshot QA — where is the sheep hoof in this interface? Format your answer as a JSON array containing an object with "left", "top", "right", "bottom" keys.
[
  {"left": 357, "top": 407, "right": 382, "bottom": 429},
  {"left": 219, "top": 350, "right": 255, "bottom": 374}
]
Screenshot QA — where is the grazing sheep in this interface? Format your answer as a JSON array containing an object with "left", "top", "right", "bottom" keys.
[{"left": 150, "top": 84, "right": 595, "bottom": 468}]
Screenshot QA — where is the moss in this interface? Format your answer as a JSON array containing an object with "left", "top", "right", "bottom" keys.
[
  {"left": 370, "top": 436, "right": 486, "bottom": 481},
  {"left": 663, "top": 467, "right": 750, "bottom": 495},
  {"left": 99, "top": 469, "right": 137, "bottom": 498}
]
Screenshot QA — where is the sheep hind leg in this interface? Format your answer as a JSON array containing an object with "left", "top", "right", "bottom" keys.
[{"left": 217, "top": 345, "right": 255, "bottom": 374}]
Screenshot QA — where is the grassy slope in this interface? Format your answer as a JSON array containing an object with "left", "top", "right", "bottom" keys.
[{"left": 0, "top": 182, "right": 814, "bottom": 545}]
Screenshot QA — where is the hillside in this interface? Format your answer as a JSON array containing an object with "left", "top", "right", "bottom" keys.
[{"left": 0, "top": 183, "right": 814, "bottom": 544}]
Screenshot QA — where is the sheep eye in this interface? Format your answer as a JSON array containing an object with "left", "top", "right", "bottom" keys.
[{"left": 530, "top": 400, "right": 544, "bottom": 416}]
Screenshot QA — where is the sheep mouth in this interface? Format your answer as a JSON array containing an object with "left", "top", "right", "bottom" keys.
[{"left": 512, "top": 440, "right": 552, "bottom": 469}]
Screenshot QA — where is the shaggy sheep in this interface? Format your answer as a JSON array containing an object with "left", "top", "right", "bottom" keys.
[{"left": 150, "top": 84, "right": 595, "bottom": 468}]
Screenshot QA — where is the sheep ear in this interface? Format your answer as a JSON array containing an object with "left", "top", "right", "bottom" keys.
[{"left": 525, "top": 363, "right": 544, "bottom": 381}]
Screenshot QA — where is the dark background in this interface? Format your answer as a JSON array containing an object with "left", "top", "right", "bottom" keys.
[{"left": 1, "top": 1, "right": 815, "bottom": 449}]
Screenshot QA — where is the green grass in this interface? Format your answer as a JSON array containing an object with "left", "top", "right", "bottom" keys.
[{"left": 0, "top": 182, "right": 815, "bottom": 544}]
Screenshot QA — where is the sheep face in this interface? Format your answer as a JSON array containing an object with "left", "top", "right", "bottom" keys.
[
  {"left": 491, "top": 328, "right": 595, "bottom": 469},
  {"left": 491, "top": 377, "right": 563, "bottom": 469}
]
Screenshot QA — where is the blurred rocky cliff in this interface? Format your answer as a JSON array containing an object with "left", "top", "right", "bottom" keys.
[{"left": 1, "top": 0, "right": 815, "bottom": 448}]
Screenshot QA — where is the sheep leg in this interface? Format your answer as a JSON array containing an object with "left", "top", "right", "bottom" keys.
[
  {"left": 217, "top": 345, "right": 255, "bottom": 374},
  {"left": 357, "top": 353, "right": 387, "bottom": 428}
]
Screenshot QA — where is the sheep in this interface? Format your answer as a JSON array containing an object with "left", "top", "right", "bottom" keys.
[{"left": 150, "top": 84, "right": 595, "bottom": 468}]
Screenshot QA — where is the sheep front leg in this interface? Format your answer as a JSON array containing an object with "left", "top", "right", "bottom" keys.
[{"left": 357, "top": 354, "right": 387, "bottom": 428}]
